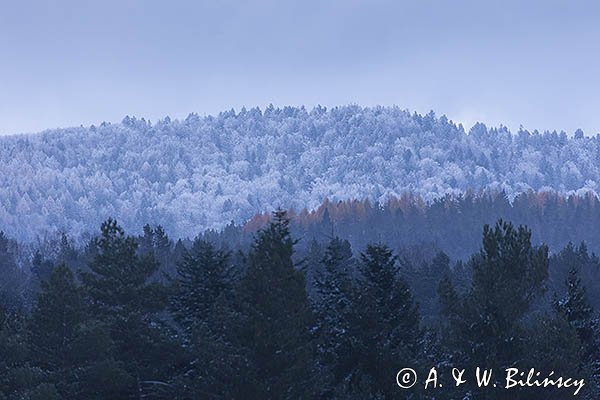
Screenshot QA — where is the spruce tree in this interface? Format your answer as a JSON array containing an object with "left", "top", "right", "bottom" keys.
[
  {"left": 313, "top": 237, "right": 354, "bottom": 396},
  {"left": 237, "top": 210, "right": 315, "bottom": 398},
  {"left": 171, "top": 239, "right": 231, "bottom": 335},
  {"left": 344, "top": 244, "right": 422, "bottom": 399},
  {"left": 555, "top": 267, "right": 600, "bottom": 398},
  {"left": 169, "top": 239, "right": 248, "bottom": 399},
  {"left": 556, "top": 267, "right": 598, "bottom": 358},
  {"left": 524, "top": 313, "right": 585, "bottom": 399}
]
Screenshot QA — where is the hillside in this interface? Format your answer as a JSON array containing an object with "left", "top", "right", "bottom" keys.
[{"left": 1, "top": 105, "right": 598, "bottom": 240}]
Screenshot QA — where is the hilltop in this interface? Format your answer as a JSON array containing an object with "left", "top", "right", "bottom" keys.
[{"left": 0, "top": 105, "right": 597, "bottom": 240}]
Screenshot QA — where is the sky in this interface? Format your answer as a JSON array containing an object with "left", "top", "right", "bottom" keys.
[{"left": 1, "top": 0, "right": 599, "bottom": 136}]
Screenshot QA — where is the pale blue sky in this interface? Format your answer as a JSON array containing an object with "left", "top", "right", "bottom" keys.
[{"left": 1, "top": 0, "right": 599, "bottom": 135}]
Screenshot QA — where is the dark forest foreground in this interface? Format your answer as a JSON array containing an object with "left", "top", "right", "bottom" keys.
[{"left": 0, "top": 211, "right": 599, "bottom": 399}]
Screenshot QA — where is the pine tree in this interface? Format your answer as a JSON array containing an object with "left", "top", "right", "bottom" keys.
[
  {"left": 471, "top": 221, "right": 547, "bottom": 365},
  {"left": 236, "top": 210, "right": 315, "bottom": 398},
  {"left": 56, "top": 233, "right": 79, "bottom": 270},
  {"left": 439, "top": 220, "right": 549, "bottom": 398},
  {"left": 80, "top": 219, "right": 175, "bottom": 397},
  {"left": 556, "top": 267, "right": 597, "bottom": 355},
  {"left": 29, "top": 263, "right": 133, "bottom": 399}
]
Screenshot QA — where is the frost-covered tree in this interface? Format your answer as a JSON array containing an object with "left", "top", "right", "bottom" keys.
[{"left": 3, "top": 106, "right": 600, "bottom": 242}]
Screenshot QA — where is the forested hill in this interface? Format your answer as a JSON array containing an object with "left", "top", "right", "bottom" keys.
[{"left": 1, "top": 105, "right": 599, "bottom": 241}]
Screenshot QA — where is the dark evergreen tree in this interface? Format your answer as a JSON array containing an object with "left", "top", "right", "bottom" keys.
[
  {"left": 555, "top": 267, "right": 600, "bottom": 398},
  {"left": 138, "top": 224, "right": 156, "bottom": 258},
  {"left": 56, "top": 233, "right": 80, "bottom": 271},
  {"left": 522, "top": 312, "right": 586, "bottom": 399},
  {"left": 170, "top": 298, "right": 250, "bottom": 399},
  {"left": 1, "top": 210, "right": 597, "bottom": 399},
  {"left": 343, "top": 244, "right": 422, "bottom": 399},
  {"left": 29, "top": 264, "right": 132, "bottom": 399},
  {"left": 0, "top": 305, "right": 42, "bottom": 400},
  {"left": 313, "top": 237, "right": 354, "bottom": 397},
  {"left": 0, "top": 232, "right": 28, "bottom": 311},
  {"left": 171, "top": 240, "right": 231, "bottom": 334},
  {"left": 31, "top": 250, "right": 54, "bottom": 283},
  {"left": 236, "top": 210, "right": 315, "bottom": 398},
  {"left": 410, "top": 251, "right": 451, "bottom": 322},
  {"left": 30, "top": 264, "right": 85, "bottom": 376},
  {"left": 549, "top": 242, "right": 600, "bottom": 321},
  {"left": 172, "top": 239, "right": 187, "bottom": 272},
  {"left": 80, "top": 219, "right": 176, "bottom": 397},
  {"left": 439, "top": 220, "right": 549, "bottom": 399},
  {"left": 556, "top": 267, "right": 597, "bottom": 359},
  {"left": 153, "top": 225, "right": 173, "bottom": 277},
  {"left": 168, "top": 239, "right": 250, "bottom": 399}
]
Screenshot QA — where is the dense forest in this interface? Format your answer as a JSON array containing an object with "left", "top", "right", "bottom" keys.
[
  {"left": 3, "top": 106, "right": 600, "bottom": 398},
  {"left": 2, "top": 105, "right": 600, "bottom": 241},
  {"left": 247, "top": 190, "right": 600, "bottom": 260},
  {"left": 0, "top": 211, "right": 598, "bottom": 399}
]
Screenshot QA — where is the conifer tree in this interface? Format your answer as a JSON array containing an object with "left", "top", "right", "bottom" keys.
[
  {"left": 555, "top": 267, "right": 600, "bottom": 398},
  {"left": 171, "top": 239, "right": 231, "bottom": 334},
  {"left": 29, "top": 263, "right": 133, "bottom": 399},
  {"left": 236, "top": 210, "right": 315, "bottom": 398},
  {"left": 0, "top": 232, "right": 27, "bottom": 311},
  {"left": 439, "top": 220, "right": 549, "bottom": 398},
  {"left": 80, "top": 219, "right": 175, "bottom": 397},
  {"left": 524, "top": 313, "right": 585, "bottom": 400},
  {"left": 344, "top": 244, "right": 422, "bottom": 399},
  {"left": 0, "top": 305, "right": 39, "bottom": 399},
  {"left": 556, "top": 267, "right": 597, "bottom": 357},
  {"left": 313, "top": 237, "right": 354, "bottom": 396},
  {"left": 153, "top": 225, "right": 173, "bottom": 276},
  {"left": 31, "top": 250, "right": 54, "bottom": 283},
  {"left": 30, "top": 264, "right": 85, "bottom": 372},
  {"left": 169, "top": 239, "right": 249, "bottom": 398}
]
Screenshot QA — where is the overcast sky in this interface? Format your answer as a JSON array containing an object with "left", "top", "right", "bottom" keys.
[{"left": 1, "top": 0, "right": 599, "bottom": 135}]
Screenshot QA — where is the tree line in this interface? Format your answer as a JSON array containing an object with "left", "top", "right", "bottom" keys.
[
  {"left": 244, "top": 191, "right": 600, "bottom": 260},
  {"left": 0, "top": 211, "right": 599, "bottom": 399}
]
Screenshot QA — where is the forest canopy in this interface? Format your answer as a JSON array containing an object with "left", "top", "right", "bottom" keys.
[{"left": 1, "top": 105, "right": 598, "bottom": 241}]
